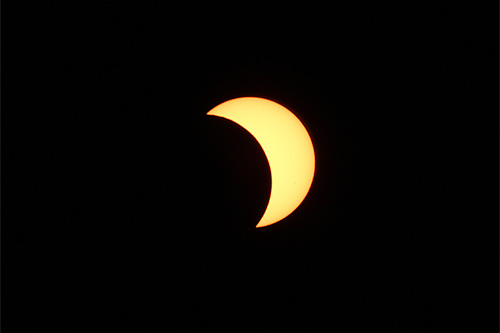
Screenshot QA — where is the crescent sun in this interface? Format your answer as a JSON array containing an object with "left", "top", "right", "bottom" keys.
[{"left": 207, "top": 97, "right": 315, "bottom": 228}]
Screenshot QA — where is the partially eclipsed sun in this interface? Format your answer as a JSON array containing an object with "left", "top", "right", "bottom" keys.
[{"left": 207, "top": 97, "right": 315, "bottom": 228}]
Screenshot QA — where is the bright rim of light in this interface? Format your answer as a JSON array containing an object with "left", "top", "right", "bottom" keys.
[{"left": 207, "top": 97, "right": 315, "bottom": 228}]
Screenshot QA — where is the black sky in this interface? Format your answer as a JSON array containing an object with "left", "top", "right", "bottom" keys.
[{"left": 4, "top": 1, "right": 498, "bottom": 331}]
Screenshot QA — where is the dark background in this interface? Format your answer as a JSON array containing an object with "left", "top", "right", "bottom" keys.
[{"left": 4, "top": 1, "right": 498, "bottom": 331}]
